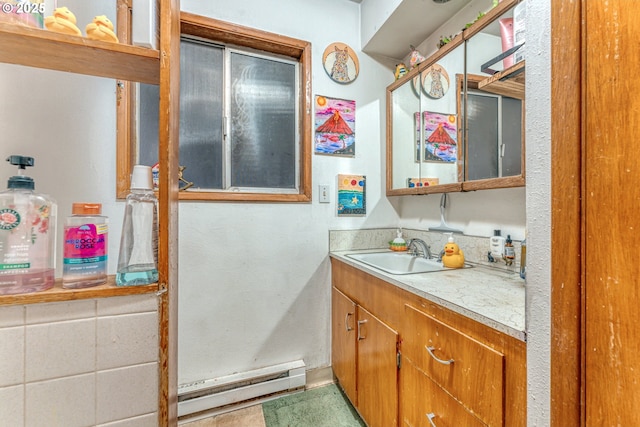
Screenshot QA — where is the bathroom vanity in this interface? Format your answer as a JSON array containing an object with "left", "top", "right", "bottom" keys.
[{"left": 330, "top": 250, "right": 526, "bottom": 427}]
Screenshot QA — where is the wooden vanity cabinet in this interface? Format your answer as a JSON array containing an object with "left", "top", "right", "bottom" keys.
[
  {"left": 332, "top": 287, "right": 399, "bottom": 427},
  {"left": 331, "top": 258, "right": 526, "bottom": 427}
]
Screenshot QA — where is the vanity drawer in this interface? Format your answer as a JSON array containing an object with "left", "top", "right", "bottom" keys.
[
  {"left": 401, "top": 360, "right": 486, "bottom": 427},
  {"left": 402, "top": 304, "right": 504, "bottom": 427}
]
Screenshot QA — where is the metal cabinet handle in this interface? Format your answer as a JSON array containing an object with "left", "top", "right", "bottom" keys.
[
  {"left": 426, "top": 412, "right": 437, "bottom": 427},
  {"left": 357, "top": 319, "right": 368, "bottom": 340},
  {"left": 345, "top": 312, "right": 354, "bottom": 331},
  {"left": 425, "top": 346, "right": 454, "bottom": 365}
]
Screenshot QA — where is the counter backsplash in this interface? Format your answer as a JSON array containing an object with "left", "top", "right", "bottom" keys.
[{"left": 329, "top": 228, "right": 522, "bottom": 274}]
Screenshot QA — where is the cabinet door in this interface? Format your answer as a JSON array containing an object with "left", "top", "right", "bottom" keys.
[
  {"left": 401, "top": 360, "right": 486, "bottom": 427},
  {"left": 332, "top": 287, "right": 357, "bottom": 404},
  {"left": 357, "top": 305, "right": 399, "bottom": 427}
]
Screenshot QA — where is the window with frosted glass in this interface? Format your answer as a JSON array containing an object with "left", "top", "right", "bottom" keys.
[{"left": 138, "top": 37, "right": 299, "bottom": 193}]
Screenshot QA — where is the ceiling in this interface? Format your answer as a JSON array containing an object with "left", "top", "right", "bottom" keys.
[{"left": 360, "top": 0, "right": 475, "bottom": 60}]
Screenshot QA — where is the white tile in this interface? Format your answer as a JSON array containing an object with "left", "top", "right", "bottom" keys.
[
  {"left": 26, "top": 374, "right": 95, "bottom": 427},
  {"left": 97, "top": 312, "right": 158, "bottom": 370},
  {"left": 98, "top": 294, "right": 158, "bottom": 316},
  {"left": 0, "top": 305, "right": 24, "bottom": 327},
  {"left": 0, "top": 326, "right": 24, "bottom": 387},
  {"left": 0, "top": 384, "right": 24, "bottom": 425},
  {"left": 97, "top": 412, "right": 158, "bottom": 427},
  {"left": 96, "top": 363, "right": 158, "bottom": 424},
  {"left": 26, "top": 299, "right": 96, "bottom": 324},
  {"left": 26, "top": 319, "right": 96, "bottom": 382}
]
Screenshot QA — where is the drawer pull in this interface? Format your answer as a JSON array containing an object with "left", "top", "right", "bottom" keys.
[
  {"left": 426, "top": 412, "right": 438, "bottom": 427},
  {"left": 425, "top": 346, "right": 454, "bottom": 365},
  {"left": 357, "top": 319, "right": 368, "bottom": 340},
  {"left": 345, "top": 312, "right": 354, "bottom": 331}
]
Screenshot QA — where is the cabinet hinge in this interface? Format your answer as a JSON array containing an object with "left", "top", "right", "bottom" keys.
[{"left": 397, "top": 351, "right": 401, "bottom": 369}]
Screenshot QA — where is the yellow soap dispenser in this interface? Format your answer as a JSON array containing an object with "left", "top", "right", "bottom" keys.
[{"left": 442, "top": 233, "right": 465, "bottom": 268}]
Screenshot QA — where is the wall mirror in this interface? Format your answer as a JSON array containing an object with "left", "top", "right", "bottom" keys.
[
  {"left": 387, "top": 38, "right": 465, "bottom": 195},
  {"left": 386, "top": 0, "right": 525, "bottom": 196}
]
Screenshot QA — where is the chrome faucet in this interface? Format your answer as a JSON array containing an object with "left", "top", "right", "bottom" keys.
[{"left": 407, "top": 238, "right": 432, "bottom": 259}]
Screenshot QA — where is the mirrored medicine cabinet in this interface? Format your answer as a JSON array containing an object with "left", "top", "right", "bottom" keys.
[{"left": 386, "top": 0, "right": 525, "bottom": 196}]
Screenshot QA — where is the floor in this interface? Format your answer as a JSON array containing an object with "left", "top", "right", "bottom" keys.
[
  {"left": 181, "top": 384, "right": 365, "bottom": 427},
  {"left": 181, "top": 405, "right": 267, "bottom": 427}
]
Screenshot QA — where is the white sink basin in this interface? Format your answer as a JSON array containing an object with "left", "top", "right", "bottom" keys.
[{"left": 346, "top": 251, "right": 472, "bottom": 275}]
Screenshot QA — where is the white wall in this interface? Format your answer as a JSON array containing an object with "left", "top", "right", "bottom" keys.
[
  {"left": 177, "top": 0, "right": 400, "bottom": 385},
  {"left": 524, "top": 1, "right": 552, "bottom": 424}
]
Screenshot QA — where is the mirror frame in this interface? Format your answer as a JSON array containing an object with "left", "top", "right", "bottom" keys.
[{"left": 386, "top": 0, "right": 524, "bottom": 196}]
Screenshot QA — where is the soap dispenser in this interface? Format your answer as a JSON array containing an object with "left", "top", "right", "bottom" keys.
[
  {"left": 390, "top": 228, "right": 407, "bottom": 251},
  {"left": 0, "top": 155, "right": 57, "bottom": 295},
  {"left": 442, "top": 233, "right": 465, "bottom": 268}
]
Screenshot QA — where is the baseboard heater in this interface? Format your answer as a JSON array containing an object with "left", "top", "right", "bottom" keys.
[{"left": 177, "top": 360, "right": 306, "bottom": 417}]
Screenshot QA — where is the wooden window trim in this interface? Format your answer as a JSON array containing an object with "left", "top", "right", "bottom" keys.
[{"left": 116, "top": 11, "right": 312, "bottom": 202}]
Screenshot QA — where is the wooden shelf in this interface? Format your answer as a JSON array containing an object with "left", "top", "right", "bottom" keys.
[
  {"left": 478, "top": 61, "right": 525, "bottom": 100},
  {"left": 0, "top": 275, "right": 158, "bottom": 306},
  {"left": 0, "top": 22, "right": 160, "bottom": 84}
]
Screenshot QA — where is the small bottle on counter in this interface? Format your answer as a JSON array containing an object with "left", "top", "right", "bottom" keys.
[
  {"left": 504, "top": 235, "right": 515, "bottom": 266},
  {"left": 62, "top": 203, "right": 108, "bottom": 289},
  {"left": 116, "top": 165, "right": 159, "bottom": 286},
  {"left": 490, "top": 229, "right": 505, "bottom": 260}
]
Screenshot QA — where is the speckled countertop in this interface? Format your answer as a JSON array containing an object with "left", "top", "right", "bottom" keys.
[{"left": 330, "top": 248, "right": 526, "bottom": 342}]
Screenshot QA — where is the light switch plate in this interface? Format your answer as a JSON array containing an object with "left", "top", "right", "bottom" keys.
[{"left": 319, "top": 185, "right": 330, "bottom": 203}]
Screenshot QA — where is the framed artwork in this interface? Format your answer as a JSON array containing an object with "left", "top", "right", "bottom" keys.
[
  {"left": 423, "top": 111, "right": 457, "bottom": 163},
  {"left": 314, "top": 95, "right": 356, "bottom": 156},
  {"left": 337, "top": 174, "right": 366, "bottom": 216},
  {"left": 422, "top": 64, "right": 450, "bottom": 99},
  {"left": 322, "top": 42, "right": 359, "bottom": 84}
]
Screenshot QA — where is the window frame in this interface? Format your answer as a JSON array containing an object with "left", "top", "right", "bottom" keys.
[{"left": 116, "top": 11, "right": 312, "bottom": 202}]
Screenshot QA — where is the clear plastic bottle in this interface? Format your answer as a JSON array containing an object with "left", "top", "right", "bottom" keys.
[
  {"left": 116, "top": 165, "right": 159, "bottom": 286},
  {"left": 0, "top": 155, "right": 57, "bottom": 295},
  {"left": 62, "top": 203, "right": 108, "bottom": 289}
]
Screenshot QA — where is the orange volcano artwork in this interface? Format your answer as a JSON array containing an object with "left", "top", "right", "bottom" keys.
[
  {"left": 316, "top": 110, "right": 354, "bottom": 135},
  {"left": 314, "top": 95, "right": 356, "bottom": 156},
  {"left": 423, "top": 111, "right": 457, "bottom": 163}
]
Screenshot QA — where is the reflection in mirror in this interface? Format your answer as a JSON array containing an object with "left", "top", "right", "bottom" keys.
[
  {"left": 390, "top": 73, "right": 421, "bottom": 190},
  {"left": 463, "top": 4, "right": 524, "bottom": 183},
  {"left": 389, "top": 42, "right": 465, "bottom": 192},
  {"left": 462, "top": 75, "right": 523, "bottom": 181},
  {"left": 419, "top": 43, "right": 464, "bottom": 187}
]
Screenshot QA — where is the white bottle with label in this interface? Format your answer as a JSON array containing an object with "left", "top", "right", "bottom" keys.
[
  {"left": 490, "top": 230, "right": 506, "bottom": 260},
  {"left": 0, "top": 155, "right": 57, "bottom": 295},
  {"left": 116, "top": 165, "right": 159, "bottom": 286}
]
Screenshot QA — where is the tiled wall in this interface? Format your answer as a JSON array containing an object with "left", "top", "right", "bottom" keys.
[{"left": 0, "top": 294, "right": 160, "bottom": 427}]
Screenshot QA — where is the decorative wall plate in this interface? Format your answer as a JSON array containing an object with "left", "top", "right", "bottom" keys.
[
  {"left": 323, "top": 42, "right": 359, "bottom": 84},
  {"left": 422, "top": 64, "right": 450, "bottom": 99}
]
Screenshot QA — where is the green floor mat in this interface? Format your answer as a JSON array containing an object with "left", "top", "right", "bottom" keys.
[{"left": 262, "top": 384, "right": 366, "bottom": 427}]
